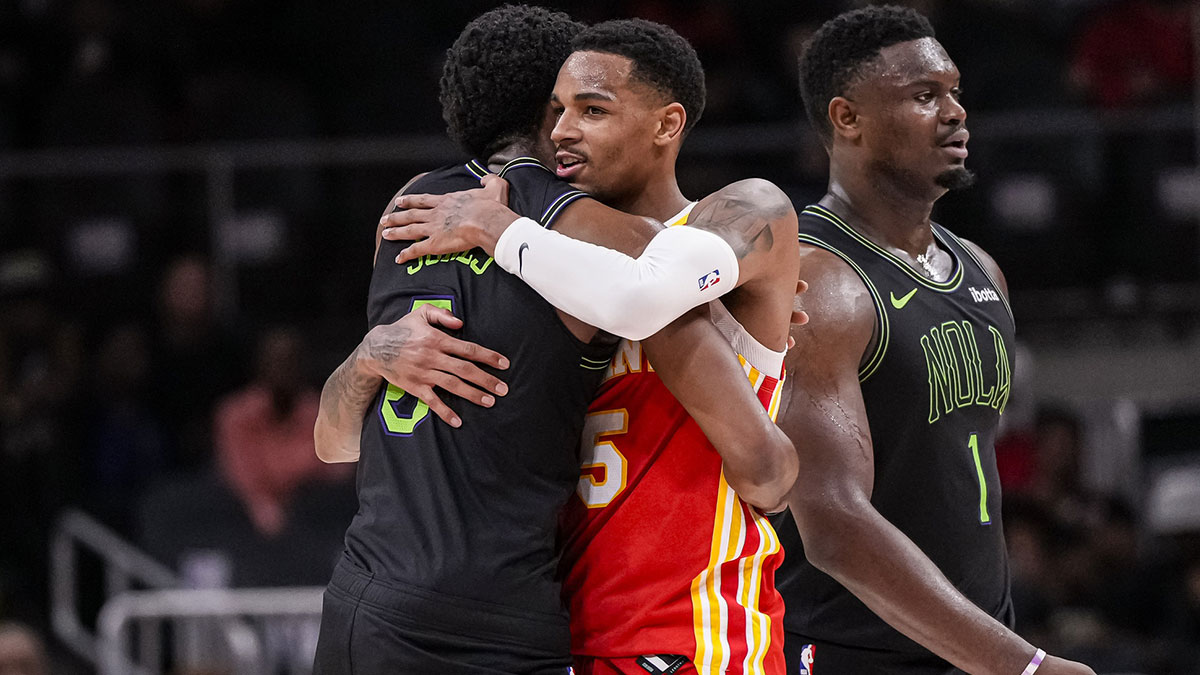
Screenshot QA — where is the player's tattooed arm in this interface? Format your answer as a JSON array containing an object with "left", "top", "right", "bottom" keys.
[
  {"left": 686, "top": 179, "right": 800, "bottom": 350},
  {"left": 381, "top": 176, "right": 797, "bottom": 346},
  {"left": 383, "top": 175, "right": 519, "bottom": 260},
  {"left": 316, "top": 346, "right": 385, "bottom": 463},
  {"left": 314, "top": 304, "right": 510, "bottom": 463},
  {"left": 685, "top": 179, "right": 791, "bottom": 260},
  {"left": 383, "top": 174, "right": 663, "bottom": 263}
]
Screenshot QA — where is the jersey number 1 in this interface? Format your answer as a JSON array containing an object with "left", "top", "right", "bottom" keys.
[{"left": 968, "top": 432, "right": 991, "bottom": 524}]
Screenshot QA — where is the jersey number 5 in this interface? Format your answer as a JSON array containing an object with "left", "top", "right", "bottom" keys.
[
  {"left": 379, "top": 297, "right": 454, "bottom": 437},
  {"left": 576, "top": 409, "right": 629, "bottom": 508}
]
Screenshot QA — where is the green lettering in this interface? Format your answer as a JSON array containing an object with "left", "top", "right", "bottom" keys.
[
  {"left": 942, "top": 321, "right": 975, "bottom": 407},
  {"left": 969, "top": 324, "right": 995, "bottom": 405},
  {"left": 470, "top": 255, "right": 495, "bottom": 275},
  {"left": 412, "top": 298, "right": 453, "bottom": 312},
  {"left": 405, "top": 249, "right": 495, "bottom": 277},
  {"left": 379, "top": 297, "right": 452, "bottom": 435},
  {"left": 989, "top": 326, "right": 1011, "bottom": 414},
  {"left": 969, "top": 433, "right": 991, "bottom": 524},
  {"left": 380, "top": 382, "right": 430, "bottom": 435},
  {"left": 921, "top": 329, "right": 957, "bottom": 424}
]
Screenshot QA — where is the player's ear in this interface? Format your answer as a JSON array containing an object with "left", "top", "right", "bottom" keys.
[
  {"left": 654, "top": 102, "right": 686, "bottom": 146},
  {"left": 828, "top": 96, "right": 860, "bottom": 142}
]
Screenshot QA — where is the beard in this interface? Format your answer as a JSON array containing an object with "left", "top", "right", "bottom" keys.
[{"left": 935, "top": 166, "right": 977, "bottom": 191}]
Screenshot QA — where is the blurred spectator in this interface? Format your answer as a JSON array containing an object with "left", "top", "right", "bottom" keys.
[
  {"left": 1069, "top": 0, "right": 1195, "bottom": 107},
  {"left": 82, "top": 322, "right": 166, "bottom": 534},
  {"left": 0, "top": 251, "right": 84, "bottom": 460},
  {"left": 1022, "top": 405, "right": 1093, "bottom": 520},
  {"left": 213, "top": 326, "right": 349, "bottom": 537},
  {"left": 0, "top": 251, "right": 84, "bottom": 622},
  {"left": 1003, "top": 497, "right": 1057, "bottom": 642},
  {"left": 1089, "top": 499, "right": 1154, "bottom": 629},
  {"left": 995, "top": 343, "right": 1040, "bottom": 493},
  {"left": 0, "top": 621, "right": 48, "bottom": 675},
  {"left": 150, "top": 255, "right": 243, "bottom": 471},
  {"left": 1161, "top": 552, "right": 1200, "bottom": 673}
]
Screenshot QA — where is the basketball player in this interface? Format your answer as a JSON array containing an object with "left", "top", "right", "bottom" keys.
[
  {"left": 769, "top": 6, "right": 1096, "bottom": 675},
  {"left": 383, "top": 20, "right": 801, "bottom": 674},
  {"left": 312, "top": 6, "right": 798, "bottom": 673}
]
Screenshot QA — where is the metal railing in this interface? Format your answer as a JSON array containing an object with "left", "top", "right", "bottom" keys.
[
  {"left": 51, "top": 509, "right": 181, "bottom": 665},
  {"left": 96, "top": 587, "right": 325, "bottom": 675},
  {"left": 51, "top": 508, "right": 326, "bottom": 674}
]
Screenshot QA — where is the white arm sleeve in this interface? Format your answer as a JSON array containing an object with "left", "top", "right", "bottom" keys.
[{"left": 493, "top": 217, "right": 740, "bottom": 341}]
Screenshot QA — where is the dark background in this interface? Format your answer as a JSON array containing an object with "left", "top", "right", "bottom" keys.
[{"left": 2, "top": 0, "right": 1199, "bottom": 673}]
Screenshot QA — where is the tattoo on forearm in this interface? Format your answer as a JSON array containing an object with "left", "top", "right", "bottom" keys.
[
  {"left": 323, "top": 360, "right": 376, "bottom": 428},
  {"left": 322, "top": 325, "right": 411, "bottom": 429},
  {"left": 688, "top": 189, "right": 789, "bottom": 259},
  {"left": 362, "top": 326, "right": 412, "bottom": 366}
]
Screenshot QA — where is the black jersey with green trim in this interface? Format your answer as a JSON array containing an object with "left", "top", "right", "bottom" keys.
[
  {"left": 342, "top": 157, "right": 605, "bottom": 654},
  {"left": 773, "top": 204, "right": 1016, "bottom": 660}
]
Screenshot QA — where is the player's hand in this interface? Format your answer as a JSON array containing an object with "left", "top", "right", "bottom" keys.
[
  {"left": 1036, "top": 655, "right": 1097, "bottom": 675},
  {"left": 792, "top": 279, "right": 810, "bottom": 326},
  {"left": 382, "top": 175, "right": 514, "bottom": 262},
  {"left": 360, "top": 304, "right": 510, "bottom": 428}
]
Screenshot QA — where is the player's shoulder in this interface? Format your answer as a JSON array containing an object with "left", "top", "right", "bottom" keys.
[
  {"left": 936, "top": 223, "right": 1009, "bottom": 297},
  {"left": 408, "top": 160, "right": 486, "bottom": 194},
  {"left": 788, "top": 242, "right": 878, "bottom": 373},
  {"left": 495, "top": 156, "right": 590, "bottom": 227},
  {"left": 955, "top": 234, "right": 1001, "bottom": 273},
  {"left": 699, "top": 178, "right": 796, "bottom": 221},
  {"left": 711, "top": 177, "right": 791, "bottom": 203},
  {"left": 797, "top": 243, "right": 873, "bottom": 308}
]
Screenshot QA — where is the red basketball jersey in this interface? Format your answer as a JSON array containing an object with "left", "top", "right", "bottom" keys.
[{"left": 559, "top": 205, "right": 788, "bottom": 675}]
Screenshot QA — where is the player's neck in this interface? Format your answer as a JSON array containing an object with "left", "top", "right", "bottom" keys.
[
  {"left": 615, "top": 171, "right": 690, "bottom": 223},
  {"left": 824, "top": 170, "right": 940, "bottom": 255},
  {"left": 485, "top": 139, "right": 546, "bottom": 172}
]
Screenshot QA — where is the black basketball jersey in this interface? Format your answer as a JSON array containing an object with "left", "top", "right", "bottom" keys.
[
  {"left": 774, "top": 204, "right": 1017, "bottom": 660},
  {"left": 341, "top": 157, "right": 610, "bottom": 652}
]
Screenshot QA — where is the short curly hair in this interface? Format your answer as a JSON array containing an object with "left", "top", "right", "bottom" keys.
[
  {"left": 799, "top": 5, "right": 935, "bottom": 145},
  {"left": 571, "top": 19, "right": 706, "bottom": 134},
  {"left": 440, "top": 5, "right": 583, "bottom": 159}
]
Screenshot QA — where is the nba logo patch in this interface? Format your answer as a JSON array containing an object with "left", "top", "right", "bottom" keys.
[
  {"left": 697, "top": 269, "right": 721, "bottom": 291},
  {"left": 798, "top": 644, "right": 814, "bottom": 675}
]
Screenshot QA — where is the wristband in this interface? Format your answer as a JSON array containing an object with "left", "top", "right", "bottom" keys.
[{"left": 1021, "top": 648, "right": 1046, "bottom": 675}]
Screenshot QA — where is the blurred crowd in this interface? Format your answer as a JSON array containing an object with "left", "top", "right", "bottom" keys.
[
  {"left": 0, "top": 251, "right": 355, "bottom": 637},
  {"left": 0, "top": 0, "right": 1195, "bottom": 323},
  {"left": 994, "top": 406, "right": 1200, "bottom": 673},
  {"left": 0, "top": 0, "right": 1193, "bottom": 154},
  {"left": 1, "top": 0, "right": 1199, "bottom": 673}
]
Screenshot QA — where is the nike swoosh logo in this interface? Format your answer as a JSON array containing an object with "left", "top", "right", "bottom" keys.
[
  {"left": 518, "top": 242, "right": 530, "bottom": 276},
  {"left": 890, "top": 288, "right": 918, "bottom": 309}
]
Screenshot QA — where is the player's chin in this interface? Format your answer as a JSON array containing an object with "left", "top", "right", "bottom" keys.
[
  {"left": 566, "top": 173, "right": 596, "bottom": 194},
  {"left": 935, "top": 166, "right": 976, "bottom": 191}
]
